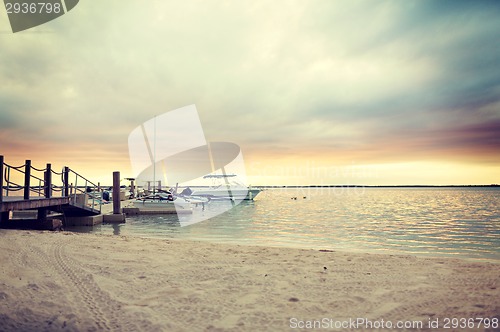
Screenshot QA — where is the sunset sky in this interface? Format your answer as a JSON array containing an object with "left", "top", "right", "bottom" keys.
[{"left": 1, "top": 0, "right": 499, "bottom": 186}]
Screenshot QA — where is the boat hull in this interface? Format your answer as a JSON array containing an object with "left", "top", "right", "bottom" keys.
[
  {"left": 132, "top": 196, "right": 191, "bottom": 211},
  {"left": 132, "top": 201, "right": 178, "bottom": 211},
  {"left": 189, "top": 188, "right": 261, "bottom": 201}
]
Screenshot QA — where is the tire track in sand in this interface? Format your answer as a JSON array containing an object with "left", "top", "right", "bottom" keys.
[
  {"left": 50, "top": 236, "right": 163, "bottom": 332},
  {"left": 52, "top": 238, "right": 115, "bottom": 331}
]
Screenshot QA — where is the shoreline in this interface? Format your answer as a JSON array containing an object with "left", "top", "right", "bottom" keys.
[
  {"left": 146, "top": 236, "right": 500, "bottom": 264},
  {"left": 67, "top": 225, "right": 500, "bottom": 265},
  {"left": 1, "top": 229, "right": 499, "bottom": 331}
]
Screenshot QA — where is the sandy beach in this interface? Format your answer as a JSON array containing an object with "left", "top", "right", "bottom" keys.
[{"left": 0, "top": 230, "right": 498, "bottom": 331}]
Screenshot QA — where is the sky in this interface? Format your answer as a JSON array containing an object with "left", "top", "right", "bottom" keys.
[{"left": 0, "top": 0, "right": 499, "bottom": 186}]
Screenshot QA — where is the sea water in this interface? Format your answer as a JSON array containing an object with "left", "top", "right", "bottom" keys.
[{"left": 82, "top": 188, "right": 500, "bottom": 261}]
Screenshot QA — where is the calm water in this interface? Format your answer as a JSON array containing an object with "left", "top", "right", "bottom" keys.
[{"left": 80, "top": 188, "right": 500, "bottom": 261}]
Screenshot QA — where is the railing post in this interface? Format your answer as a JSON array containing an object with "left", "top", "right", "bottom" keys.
[
  {"left": 24, "top": 160, "right": 31, "bottom": 200},
  {"left": 6, "top": 167, "right": 10, "bottom": 197},
  {"left": 97, "top": 182, "right": 102, "bottom": 212},
  {"left": 0, "top": 156, "right": 6, "bottom": 222},
  {"left": 0, "top": 155, "right": 4, "bottom": 203},
  {"left": 0, "top": 156, "right": 4, "bottom": 222},
  {"left": 45, "top": 163, "right": 52, "bottom": 198},
  {"left": 74, "top": 177, "right": 78, "bottom": 202},
  {"left": 63, "top": 167, "right": 69, "bottom": 197}
]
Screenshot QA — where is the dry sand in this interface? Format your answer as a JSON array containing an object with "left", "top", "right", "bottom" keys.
[{"left": 0, "top": 229, "right": 498, "bottom": 331}]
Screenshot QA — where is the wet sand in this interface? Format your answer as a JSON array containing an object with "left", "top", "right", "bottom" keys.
[{"left": 0, "top": 230, "right": 498, "bottom": 331}]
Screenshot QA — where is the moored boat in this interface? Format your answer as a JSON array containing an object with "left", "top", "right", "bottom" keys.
[
  {"left": 185, "top": 174, "right": 261, "bottom": 201},
  {"left": 133, "top": 192, "right": 191, "bottom": 212}
]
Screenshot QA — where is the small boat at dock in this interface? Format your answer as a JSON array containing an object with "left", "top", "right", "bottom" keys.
[
  {"left": 184, "top": 174, "right": 261, "bottom": 201},
  {"left": 133, "top": 192, "right": 191, "bottom": 212}
]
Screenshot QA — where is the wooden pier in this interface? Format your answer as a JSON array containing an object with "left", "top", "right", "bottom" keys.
[{"left": 0, "top": 155, "right": 124, "bottom": 230}]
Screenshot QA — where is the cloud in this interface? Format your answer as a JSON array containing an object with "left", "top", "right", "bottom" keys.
[{"left": 0, "top": 0, "right": 499, "bottom": 183}]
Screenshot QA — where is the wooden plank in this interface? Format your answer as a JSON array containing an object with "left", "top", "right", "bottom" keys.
[{"left": 0, "top": 197, "right": 70, "bottom": 212}]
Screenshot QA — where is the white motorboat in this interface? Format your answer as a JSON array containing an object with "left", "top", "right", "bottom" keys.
[
  {"left": 183, "top": 174, "right": 261, "bottom": 201},
  {"left": 133, "top": 192, "right": 191, "bottom": 212}
]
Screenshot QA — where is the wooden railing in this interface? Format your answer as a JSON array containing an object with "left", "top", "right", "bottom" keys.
[{"left": 0, "top": 155, "right": 101, "bottom": 213}]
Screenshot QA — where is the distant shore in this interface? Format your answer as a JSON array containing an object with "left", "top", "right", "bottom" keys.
[
  {"left": 0, "top": 230, "right": 498, "bottom": 331},
  {"left": 5, "top": 184, "right": 496, "bottom": 191}
]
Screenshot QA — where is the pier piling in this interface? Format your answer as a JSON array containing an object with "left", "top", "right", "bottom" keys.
[
  {"left": 113, "top": 171, "right": 120, "bottom": 214},
  {"left": 102, "top": 171, "right": 126, "bottom": 223},
  {"left": 37, "top": 208, "right": 47, "bottom": 223}
]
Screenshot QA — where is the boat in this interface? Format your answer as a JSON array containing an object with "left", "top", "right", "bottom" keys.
[
  {"left": 184, "top": 174, "right": 261, "bottom": 201},
  {"left": 133, "top": 192, "right": 191, "bottom": 212},
  {"left": 181, "top": 195, "right": 210, "bottom": 204}
]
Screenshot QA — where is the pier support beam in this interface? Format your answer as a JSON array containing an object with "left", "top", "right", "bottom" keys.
[
  {"left": 113, "top": 171, "right": 120, "bottom": 214},
  {"left": 37, "top": 208, "right": 48, "bottom": 223},
  {"left": 106, "top": 171, "right": 125, "bottom": 223},
  {"left": 0, "top": 211, "right": 9, "bottom": 224}
]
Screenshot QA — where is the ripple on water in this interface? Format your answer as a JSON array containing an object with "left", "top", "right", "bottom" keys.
[{"left": 75, "top": 188, "right": 500, "bottom": 260}]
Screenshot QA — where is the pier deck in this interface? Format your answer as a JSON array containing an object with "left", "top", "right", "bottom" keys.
[
  {"left": 1, "top": 196, "right": 70, "bottom": 212},
  {"left": 1, "top": 156, "right": 104, "bottom": 228}
]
